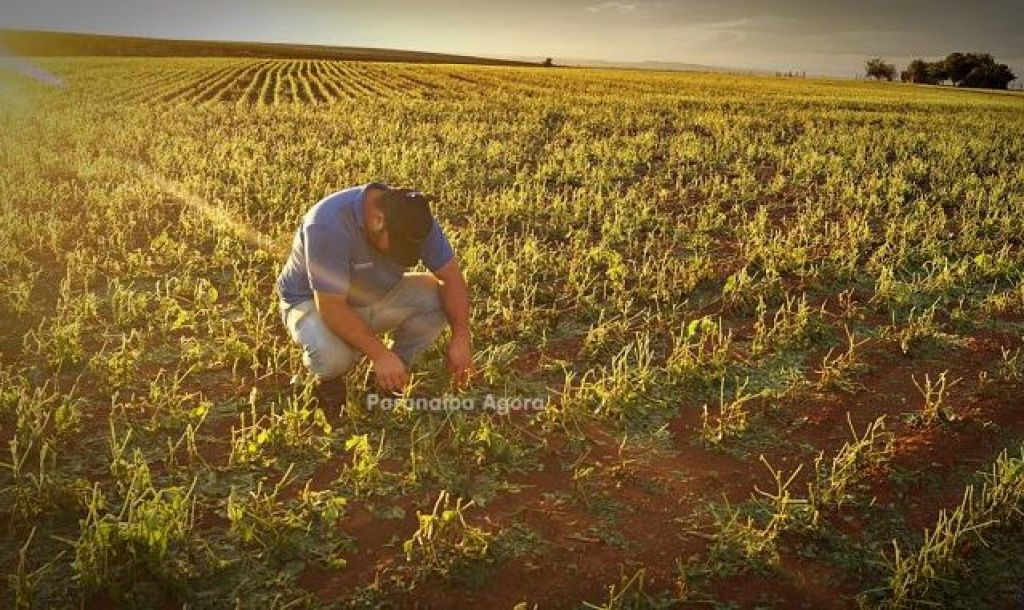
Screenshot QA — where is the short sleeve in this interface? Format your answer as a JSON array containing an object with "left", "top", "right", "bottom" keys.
[
  {"left": 421, "top": 220, "right": 454, "bottom": 271},
  {"left": 304, "top": 223, "right": 351, "bottom": 295}
]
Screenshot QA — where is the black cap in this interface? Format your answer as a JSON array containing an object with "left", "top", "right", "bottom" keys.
[{"left": 382, "top": 188, "right": 434, "bottom": 267}]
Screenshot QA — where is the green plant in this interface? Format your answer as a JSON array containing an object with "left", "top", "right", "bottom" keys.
[
  {"left": 71, "top": 479, "right": 197, "bottom": 595},
  {"left": 403, "top": 490, "right": 492, "bottom": 580},
  {"left": 701, "top": 377, "right": 758, "bottom": 445},
  {"left": 808, "top": 414, "right": 893, "bottom": 515},
  {"left": 341, "top": 432, "right": 386, "bottom": 495},
  {"left": 226, "top": 464, "right": 350, "bottom": 566},
  {"left": 751, "top": 293, "right": 827, "bottom": 356},
  {"left": 875, "top": 446, "right": 1024, "bottom": 608},
  {"left": 754, "top": 455, "right": 813, "bottom": 532},
  {"left": 230, "top": 386, "right": 331, "bottom": 466},
  {"left": 2, "top": 439, "right": 62, "bottom": 522},
  {"left": 667, "top": 316, "right": 734, "bottom": 388},
  {"left": 816, "top": 326, "right": 869, "bottom": 392},
  {"left": 7, "top": 528, "right": 62, "bottom": 610},
  {"left": 706, "top": 499, "right": 781, "bottom": 576},
  {"left": 574, "top": 333, "right": 663, "bottom": 423},
  {"left": 895, "top": 304, "right": 944, "bottom": 355},
  {"left": 912, "top": 371, "right": 960, "bottom": 425},
  {"left": 997, "top": 346, "right": 1022, "bottom": 382},
  {"left": 6, "top": 268, "right": 40, "bottom": 316},
  {"left": 583, "top": 568, "right": 674, "bottom": 610}
]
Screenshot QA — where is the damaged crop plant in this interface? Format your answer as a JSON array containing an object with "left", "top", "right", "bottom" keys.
[{"left": 1, "top": 57, "right": 1024, "bottom": 608}]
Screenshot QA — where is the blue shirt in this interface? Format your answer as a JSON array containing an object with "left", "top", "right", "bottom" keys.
[{"left": 276, "top": 183, "right": 454, "bottom": 308}]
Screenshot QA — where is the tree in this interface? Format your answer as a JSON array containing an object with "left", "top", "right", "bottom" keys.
[
  {"left": 902, "top": 53, "right": 1019, "bottom": 89},
  {"left": 927, "top": 61, "right": 949, "bottom": 83},
  {"left": 542, "top": 57, "right": 554, "bottom": 68},
  {"left": 960, "top": 62, "right": 1016, "bottom": 90},
  {"left": 909, "top": 58, "right": 954, "bottom": 84},
  {"left": 943, "top": 52, "right": 976, "bottom": 83},
  {"left": 901, "top": 58, "right": 948, "bottom": 85},
  {"left": 923, "top": 52, "right": 1017, "bottom": 89},
  {"left": 903, "top": 59, "right": 934, "bottom": 84},
  {"left": 865, "top": 58, "right": 897, "bottom": 81}
]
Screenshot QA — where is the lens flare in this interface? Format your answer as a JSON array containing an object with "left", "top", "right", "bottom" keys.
[
  {"left": 0, "top": 55, "right": 65, "bottom": 88},
  {"left": 136, "top": 165, "right": 283, "bottom": 255}
]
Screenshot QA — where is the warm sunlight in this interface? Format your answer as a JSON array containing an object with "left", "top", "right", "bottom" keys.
[{"left": 1, "top": 4, "right": 1022, "bottom": 609}]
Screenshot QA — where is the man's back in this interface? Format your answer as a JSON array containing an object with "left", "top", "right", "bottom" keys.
[{"left": 276, "top": 183, "right": 453, "bottom": 308}]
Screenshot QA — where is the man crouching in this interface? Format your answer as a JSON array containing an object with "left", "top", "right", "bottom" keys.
[{"left": 276, "top": 183, "right": 475, "bottom": 413}]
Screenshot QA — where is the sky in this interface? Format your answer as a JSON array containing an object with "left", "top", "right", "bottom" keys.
[{"left": 4, "top": 0, "right": 1023, "bottom": 77}]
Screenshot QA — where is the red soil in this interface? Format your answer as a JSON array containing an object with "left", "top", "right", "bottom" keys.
[{"left": 290, "top": 321, "right": 1024, "bottom": 608}]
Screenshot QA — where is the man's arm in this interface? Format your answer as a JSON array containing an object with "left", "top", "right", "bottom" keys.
[
  {"left": 313, "top": 291, "right": 409, "bottom": 391},
  {"left": 432, "top": 258, "right": 475, "bottom": 386},
  {"left": 303, "top": 221, "right": 408, "bottom": 391}
]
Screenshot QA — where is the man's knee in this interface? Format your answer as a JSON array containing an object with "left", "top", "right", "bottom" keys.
[
  {"left": 401, "top": 274, "right": 447, "bottom": 335},
  {"left": 295, "top": 314, "right": 356, "bottom": 381},
  {"left": 399, "top": 273, "right": 442, "bottom": 313},
  {"left": 305, "top": 341, "right": 355, "bottom": 381},
  {"left": 395, "top": 298, "right": 448, "bottom": 349},
  {"left": 423, "top": 305, "right": 448, "bottom": 335}
]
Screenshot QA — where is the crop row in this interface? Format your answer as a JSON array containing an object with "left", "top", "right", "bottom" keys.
[{"left": 41, "top": 59, "right": 553, "bottom": 105}]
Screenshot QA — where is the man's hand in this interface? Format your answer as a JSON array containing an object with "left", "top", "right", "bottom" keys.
[
  {"left": 446, "top": 334, "right": 476, "bottom": 388},
  {"left": 372, "top": 351, "right": 409, "bottom": 392},
  {"left": 434, "top": 258, "right": 474, "bottom": 388}
]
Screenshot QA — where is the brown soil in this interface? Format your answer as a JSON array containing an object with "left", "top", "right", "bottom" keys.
[{"left": 286, "top": 320, "right": 1024, "bottom": 609}]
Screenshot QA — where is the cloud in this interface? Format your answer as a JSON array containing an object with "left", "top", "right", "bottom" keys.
[
  {"left": 696, "top": 18, "right": 752, "bottom": 43},
  {"left": 587, "top": 2, "right": 638, "bottom": 13}
]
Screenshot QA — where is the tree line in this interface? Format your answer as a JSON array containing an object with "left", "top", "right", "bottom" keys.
[{"left": 865, "top": 53, "right": 1016, "bottom": 90}]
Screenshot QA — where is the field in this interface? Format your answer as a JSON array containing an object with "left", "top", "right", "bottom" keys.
[
  {"left": 0, "top": 30, "right": 535, "bottom": 66},
  {"left": 2, "top": 56, "right": 1024, "bottom": 609}
]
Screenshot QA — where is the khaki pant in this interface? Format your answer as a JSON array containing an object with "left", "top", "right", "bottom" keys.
[{"left": 280, "top": 272, "right": 448, "bottom": 381}]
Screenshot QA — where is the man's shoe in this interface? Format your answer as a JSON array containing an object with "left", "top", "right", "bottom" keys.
[{"left": 314, "top": 377, "right": 347, "bottom": 420}]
